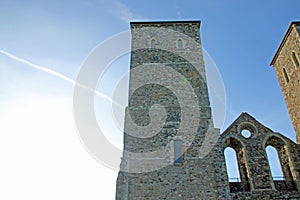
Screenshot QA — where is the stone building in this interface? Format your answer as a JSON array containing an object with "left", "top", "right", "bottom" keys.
[
  {"left": 116, "top": 21, "right": 300, "bottom": 199},
  {"left": 270, "top": 21, "right": 300, "bottom": 143}
]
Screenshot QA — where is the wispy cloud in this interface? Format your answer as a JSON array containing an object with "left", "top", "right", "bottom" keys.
[
  {"left": 175, "top": 0, "right": 182, "bottom": 19},
  {"left": 115, "top": 1, "right": 134, "bottom": 22},
  {"left": 176, "top": 11, "right": 182, "bottom": 19},
  {"left": 114, "top": 1, "right": 146, "bottom": 23}
]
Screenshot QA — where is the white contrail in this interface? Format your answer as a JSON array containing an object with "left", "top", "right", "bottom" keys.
[
  {"left": 0, "top": 49, "right": 77, "bottom": 85},
  {"left": 0, "top": 49, "right": 119, "bottom": 106}
]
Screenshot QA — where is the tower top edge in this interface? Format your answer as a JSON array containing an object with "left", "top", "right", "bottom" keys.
[
  {"left": 270, "top": 21, "right": 300, "bottom": 66},
  {"left": 130, "top": 20, "right": 201, "bottom": 26}
]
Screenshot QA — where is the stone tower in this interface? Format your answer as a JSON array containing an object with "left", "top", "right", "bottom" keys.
[
  {"left": 116, "top": 20, "right": 221, "bottom": 199},
  {"left": 116, "top": 20, "right": 300, "bottom": 199},
  {"left": 270, "top": 21, "right": 300, "bottom": 143}
]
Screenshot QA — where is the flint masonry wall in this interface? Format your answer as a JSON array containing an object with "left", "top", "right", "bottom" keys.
[
  {"left": 116, "top": 21, "right": 221, "bottom": 200},
  {"left": 270, "top": 22, "right": 300, "bottom": 143},
  {"left": 214, "top": 112, "right": 300, "bottom": 199},
  {"left": 116, "top": 21, "right": 300, "bottom": 200}
]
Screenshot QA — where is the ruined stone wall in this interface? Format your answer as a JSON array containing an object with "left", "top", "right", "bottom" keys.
[
  {"left": 116, "top": 21, "right": 300, "bottom": 200},
  {"left": 214, "top": 112, "right": 300, "bottom": 199},
  {"left": 117, "top": 111, "right": 300, "bottom": 199},
  {"left": 272, "top": 23, "right": 300, "bottom": 143}
]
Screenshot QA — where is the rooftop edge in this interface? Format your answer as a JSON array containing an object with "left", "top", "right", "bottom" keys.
[
  {"left": 130, "top": 20, "right": 201, "bottom": 25},
  {"left": 270, "top": 21, "right": 300, "bottom": 66}
]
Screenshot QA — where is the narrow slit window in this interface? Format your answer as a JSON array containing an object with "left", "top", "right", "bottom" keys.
[
  {"left": 150, "top": 39, "right": 156, "bottom": 48},
  {"left": 178, "top": 39, "right": 183, "bottom": 49},
  {"left": 174, "top": 140, "right": 183, "bottom": 165},
  {"left": 282, "top": 68, "right": 290, "bottom": 83},
  {"left": 292, "top": 52, "right": 299, "bottom": 68}
]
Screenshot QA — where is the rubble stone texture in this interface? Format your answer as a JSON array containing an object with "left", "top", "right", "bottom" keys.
[
  {"left": 116, "top": 21, "right": 300, "bottom": 199},
  {"left": 270, "top": 22, "right": 300, "bottom": 143}
]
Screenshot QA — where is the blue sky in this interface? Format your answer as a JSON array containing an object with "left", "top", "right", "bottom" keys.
[{"left": 0, "top": 0, "right": 299, "bottom": 199}]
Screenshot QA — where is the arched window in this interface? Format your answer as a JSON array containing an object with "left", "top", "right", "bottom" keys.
[
  {"left": 150, "top": 39, "right": 156, "bottom": 48},
  {"left": 174, "top": 140, "right": 183, "bottom": 165},
  {"left": 223, "top": 137, "right": 250, "bottom": 192},
  {"left": 282, "top": 68, "right": 290, "bottom": 83},
  {"left": 266, "top": 146, "right": 284, "bottom": 180},
  {"left": 224, "top": 147, "right": 240, "bottom": 182},
  {"left": 178, "top": 39, "right": 183, "bottom": 49},
  {"left": 291, "top": 52, "right": 299, "bottom": 68},
  {"left": 265, "top": 136, "right": 297, "bottom": 191}
]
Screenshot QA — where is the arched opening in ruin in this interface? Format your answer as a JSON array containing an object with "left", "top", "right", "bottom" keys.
[
  {"left": 266, "top": 146, "right": 284, "bottom": 180},
  {"left": 223, "top": 137, "right": 250, "bottom": 192},
  {"left": 224, "top": 147, "right": 241, "bottom": 182},
  {"left": 265, "top": 136, "right": 297, "bottom": 191}
]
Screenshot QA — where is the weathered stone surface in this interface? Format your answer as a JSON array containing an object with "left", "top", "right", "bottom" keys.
[
  {"left": 270, "top": 22, "right": 300, "bottom": 143},
  {"left": 215, "top": 112, "right": 300, "bottom": 199},
  {"left": 116, "top": 20, "right": 219, "bottom": 200},
  {"left": 116, "top": 21, "right": 300, "bottom": 200}
]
